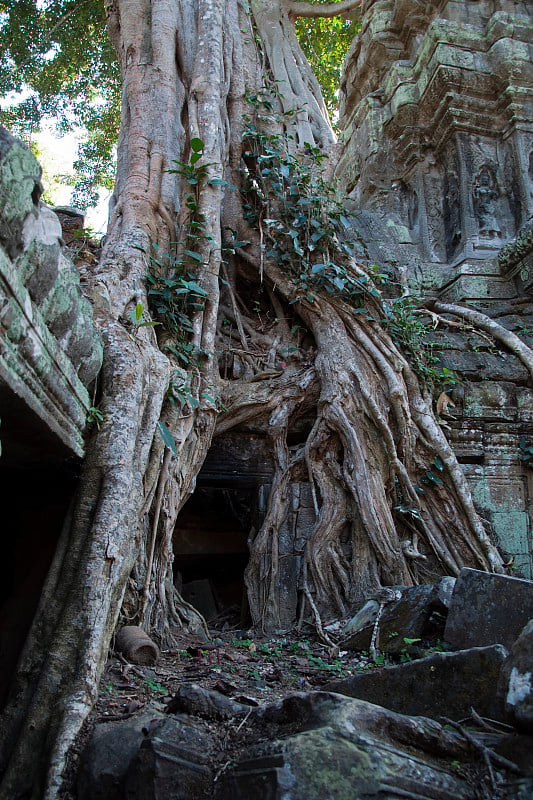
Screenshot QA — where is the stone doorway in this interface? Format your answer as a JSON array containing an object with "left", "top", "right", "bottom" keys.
[{"left": 173, "top": 485, "right": 260, "bottom": 626}]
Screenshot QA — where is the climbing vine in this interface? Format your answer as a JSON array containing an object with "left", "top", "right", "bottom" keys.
[{"left": 240, "top": 101, "right": 460, "bottom": 394}]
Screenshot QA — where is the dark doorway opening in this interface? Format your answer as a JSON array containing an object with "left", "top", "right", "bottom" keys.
[
  {"left": 173, "top": 486, "right": 259, "bottom": 626},
  {"left": 0, "top": 385, "right": 79, "bottom": 709}
]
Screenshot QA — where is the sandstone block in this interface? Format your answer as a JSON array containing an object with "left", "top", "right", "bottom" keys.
[
  {"left": 498, "top": 619, "right": 533, "bottom": 734},
  {"left": 324, "top": 645, "right": 507, "bottom": 722},
  {"left": 444, "top": 568, "right": 533, "bottom": 650}
]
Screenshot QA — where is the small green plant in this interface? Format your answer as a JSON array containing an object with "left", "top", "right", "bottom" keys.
[
  {"left": 413, "top": 455, "right": 446, "bottom": 496},
  {"left": 144, "top": 676, "right": 167, "bottom": 695},
  {"left": 258, "top": 643, "right": 283, "bottom": 659},
  {"left": 231, "top": 638, "right": 254, "bottom": 649},
  {"left": 307, "top": 654, "right": 346, "bottom": 675},
  {"left": 286, "top": 639, "right": 310, "bottom": 654},
  {"left": 128, "top": 301, "right": 160, "bottom": 339},
  {"left": 383, "top": 298, "right": 462, "bottom": 388},
  {"left": 87, "top": 405, "right": 104, "bottom": 428},
  {"left": 240, "top": 102, "right": 373, "bottom": 311},
  {"left": 519, "top": 436, "right": 533, "bottom": 468}
]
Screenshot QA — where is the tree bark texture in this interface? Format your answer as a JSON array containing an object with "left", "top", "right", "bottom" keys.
[{"left": 0, "top": 1, "right": 509, "bottom": 797}]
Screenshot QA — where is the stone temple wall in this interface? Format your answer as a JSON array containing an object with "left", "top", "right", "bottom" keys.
[
  {"left": 0, "top": 127, "right": 102, "bottom": 457},
  {"left": 336, "top": 0, "right": 533, "bottom": 577}
]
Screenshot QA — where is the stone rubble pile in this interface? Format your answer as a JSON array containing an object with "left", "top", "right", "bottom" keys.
[{"left": 78, "top": 568, "right": 533, "bottom": 800}]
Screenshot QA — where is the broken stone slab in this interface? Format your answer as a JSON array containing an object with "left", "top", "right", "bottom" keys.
[
  {"left": 165, "top": 683, "right": 253, "bottom": 720},
  {"left": 498, "top": 619, "right": 533, "bottom": 734},
  {"left": 444, "top": 568, "right": 533, "bottom": 650},
  {"left": 216, "top": 692, "right": 476, "bottom": 800},
  {"left": 341, "top": 580, "right": 453, "bottom": 654},
  {"left": 77, "top": 707, "right": 165, "bottom": 800},
  {"left": 324, "top": 645, "right": 508, "bottom": 722},
  {"left": 124, "top": 716, "right": 214, "bottom": 800}
]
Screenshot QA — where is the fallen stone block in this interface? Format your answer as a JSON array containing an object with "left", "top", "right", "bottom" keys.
[
  {"left": 165, "top": 683, "right": 253, "bottom": 720},
  {"left": 498, "top": 619, "right": 533, "bottom": 734},
  {"left": 125, "top": 716, "right": 214, "bottom": 800},
  {"left": 341, "top": 580, "right": 453, "bottom": 654},
  {"left": 216, "top": 692, "right": 476, "bottom": 800},
  {"left": 324, "top": 645, "right": 508, "bottom": 721},
  {"left": 444, "top": 568, "right": 533, "bottom": 650},
  {"left": 77, "top": 708, "right": 165, "bottom": 800}
]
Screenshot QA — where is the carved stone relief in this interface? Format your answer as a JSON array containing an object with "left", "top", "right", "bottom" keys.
[
  {"left": 472, "top": 166, "right": 502, "bottom": 240},
  {"left": 443, "top": 167, "right": 463, "bottom": 261}
]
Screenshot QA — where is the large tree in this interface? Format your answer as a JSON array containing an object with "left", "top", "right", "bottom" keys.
[{"left": 0, "top": 1, "right": 504, "bottom": 797}]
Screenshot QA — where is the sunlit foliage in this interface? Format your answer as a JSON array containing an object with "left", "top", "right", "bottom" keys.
[
  {"left": 295, "top": 9, "right": 360, "bottom": 120},
  {"left": 0, "top": 0, "right": 119, "bottom": 207},
  {"left": 0, "top": 0, "right": 358, "bottom": 206}
]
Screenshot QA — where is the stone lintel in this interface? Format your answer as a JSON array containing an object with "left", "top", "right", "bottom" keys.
[{"left": 0, "top": 250, "right": 90, "bottom": 457}]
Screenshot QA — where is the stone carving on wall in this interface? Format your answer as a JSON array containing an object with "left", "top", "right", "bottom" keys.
[
  {"left": 444, "top": 169, "right": 462, "bottom": 261},
  {"left": 473, "top": 166, "right": 502, "bottom": 240},
  {"left": 421, "top": 164, "right": 446, "bottom": 262},
  {"left": 336, "top": 0, "right": 533, "bottom": 286}
]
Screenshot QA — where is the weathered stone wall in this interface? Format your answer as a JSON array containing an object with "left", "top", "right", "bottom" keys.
[
  {"left": 0, "top": 127, "right": 102, "bottom": 457},
  {"left": 337, "top": 0, "right": 533, "bottom": 578},
  {"left": 338, "top": 0, "right": 533, "bottom": 296}
]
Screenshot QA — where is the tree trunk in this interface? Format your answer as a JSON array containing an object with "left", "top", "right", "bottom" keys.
[{"left": 0, "top": 1, "right": 505, "bottom": 797}]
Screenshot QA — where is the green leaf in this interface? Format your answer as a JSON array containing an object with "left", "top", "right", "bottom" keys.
[
  {"left": 190, "top": 152, "right": 202, "bottom": 165},
  {"left": 425, "top": 471, "right": 443, "bottom": 485},
  {"left": 190, "top": 137, "right": 204, "bottom": 153},
  {"left": 157, "top": 421, "right": 177, "bottom": 456},
  {"left": 311, "top": 263, "right": 326, "bottom": 274},
  {"left": 135, "top": 302, "right": 143, "bottom": 322},
  {"left": 184, "top": 249, "right": 204, "bottom": 263},
  {"left": 433, "top": 455, "right": 444, "bottom": 472},
  {"left": 185, "top": 280, "right": 209, "bottom": 297},
  {"left": 293, "top": 239, "right": 304, "bottom": 256},
  {"left": 208, "top": 178, "right": 236, "bottom": 189}
]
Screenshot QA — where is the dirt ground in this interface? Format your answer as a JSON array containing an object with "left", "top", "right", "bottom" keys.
[{"left": 64, "top": 620, "right": 531, "bottom": 800}]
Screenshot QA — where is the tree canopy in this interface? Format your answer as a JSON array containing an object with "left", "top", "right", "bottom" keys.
[
  {"left": 0, "top": 0, "right": 119, "bottom": 206},
  {"left": 0, "top": 0, "right": 359, "bottom": 207}
]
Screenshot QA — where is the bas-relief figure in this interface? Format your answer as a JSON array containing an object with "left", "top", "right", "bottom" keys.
[{"left": 473, "top": 166, "right": 502, "bottom": 240}]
